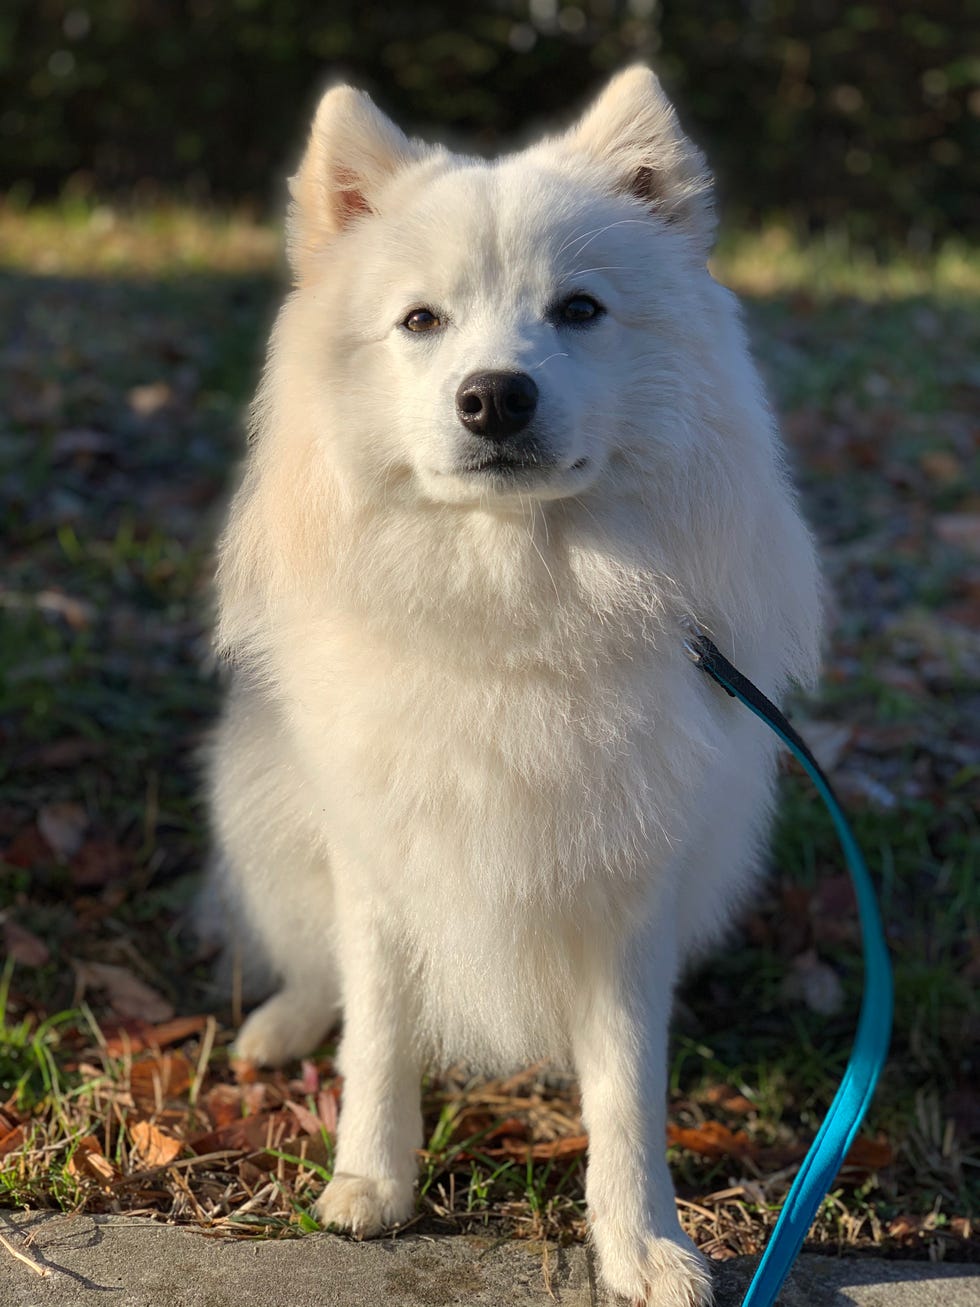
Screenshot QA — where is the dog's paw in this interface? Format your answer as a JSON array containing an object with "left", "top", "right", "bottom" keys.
[
  {"left": 315, "top": 1173, "right": 415, "bottom": 1239},
  {"left": 596, "top": 1230, "right": 713, "bottom": 1307},
  {"left": 233, "top": 992, "right": 325, "bottom": 1067}
]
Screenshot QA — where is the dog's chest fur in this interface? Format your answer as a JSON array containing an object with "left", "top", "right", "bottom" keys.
[{"left": 261, "top": 519, "right": 721, "bottom": 1063}]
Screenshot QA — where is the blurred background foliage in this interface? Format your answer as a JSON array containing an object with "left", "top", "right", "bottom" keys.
[{"left": 1, "top": 0, "right": 978, "bottom": 246}]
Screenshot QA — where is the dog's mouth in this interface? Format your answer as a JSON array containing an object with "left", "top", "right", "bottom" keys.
[
  {"left": 456, "top": 456, "right": 589, "bottom": 477},
  {"left": 425, "top": 454, "right": 596, "bottom": 504}
]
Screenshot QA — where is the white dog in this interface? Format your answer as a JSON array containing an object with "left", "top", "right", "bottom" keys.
[{"left": 204, "top": 66, "right": 821, "bottom": 1306}]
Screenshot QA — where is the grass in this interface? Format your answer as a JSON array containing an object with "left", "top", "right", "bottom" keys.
[{"left": 0, "top": 200, "right": 977, "bottom": 1262}]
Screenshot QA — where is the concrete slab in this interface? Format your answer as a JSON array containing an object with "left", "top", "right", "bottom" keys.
[{"left": 0, "top": 1213, "right": 976, "bottom": 1306}]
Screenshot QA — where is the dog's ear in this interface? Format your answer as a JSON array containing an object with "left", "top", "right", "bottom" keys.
[
  {"left": 287, "top": 85, "right": 428, "bottom": 283},
  {"left": 566, "top": 66, "right": 715, "bottom": 255}
]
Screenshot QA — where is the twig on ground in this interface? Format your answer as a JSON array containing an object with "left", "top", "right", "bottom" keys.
[{"left": 0, "top": 1229, "right": 49, "bottom": 1278}]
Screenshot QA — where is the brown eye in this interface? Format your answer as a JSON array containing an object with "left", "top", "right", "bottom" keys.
[
  {"left": 558, "top": 294, "right": 603, "bottom": 325},
  {"left": 403, "top": 308, "right": 441, "bottom": 332}
]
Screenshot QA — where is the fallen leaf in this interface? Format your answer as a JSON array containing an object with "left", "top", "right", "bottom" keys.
[
  {"left": 103, "top": 1014, "right": 209, "bottom": 1057},
  {"left": 70, "top": 838, "right": 128, "bottom": 888},
  {"left": 202, "top": 1083, "right": 244, "bottom": 1130},
  {"left": 191, "top": 1108, "right": 293, "bottom": 1160},
  {"left": 484, "top": 1133, "right": 589, "bottom": 1161},
  {"left": 37, "top": 801, "right": 89, "bottom": 860},
  {"left": 843, "top": 1135, "right": 893, "bottom": 1171},
  {"left": 1, "top": 917, "right": 50, "bottom": 967},
  {"left": 1, "top": 825, "right": 50, "bottom": 869},
  {"left": 888, "top": 1214, "right": 924, "bottom": 1240},
  {"left": 72, "top": 960, "right": 174, "bottom": 1023},
  {"left": 0, "top": 1125, "right": 26, "bottom": 1159},
  {"left": 129, "top": 1052, "right": 193, "bottom": 1109},
  {"left": 667, "top": 1121, "right": 756, "bottom": 1160},
  {"left": 284, "top": 1099, "right": 326, "bottom": 1138},
  {"left": 703, "top": 1085, "right": 755, "bottom": 1115},
  {"left": 130, "top": 1120, "right": 183, "bottom": 1168},
  {"left": 317, "top": 1088, "right": 339, "bottom": 1135},
  {"left": 299, "top": 1060, "right": 319, "bottom": 1096},
  {"left": 67, "top": 1136, "right": 116, "bottom": 1190}
]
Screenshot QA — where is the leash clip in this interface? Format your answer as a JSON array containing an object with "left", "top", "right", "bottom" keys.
[{"left": 679, "top": 614, "right": 708, "bottom": 665}]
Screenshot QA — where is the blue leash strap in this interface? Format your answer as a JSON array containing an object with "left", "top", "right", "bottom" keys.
[{"left": 683, "top": 625, "right": 893, "bottom": 1307}]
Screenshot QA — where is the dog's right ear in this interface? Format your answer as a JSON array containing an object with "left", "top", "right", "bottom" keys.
[{"left": 287, "top": 86, "right": 429, "bottom": 284}]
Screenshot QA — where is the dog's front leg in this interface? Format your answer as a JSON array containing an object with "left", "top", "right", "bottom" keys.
[
  {"left": 574, "top": 925, "right": 712, "bottom": 1307},
  {"left": 315, "top": 892, "right": 421, "bottom": 1238}
]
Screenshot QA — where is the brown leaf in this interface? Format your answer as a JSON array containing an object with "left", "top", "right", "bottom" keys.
[
  {"left": 284, "top": 1099, "right": 326, "bottom": 1138},
  {"left": 1, "top": 917, "right": 50, "bottom": 968},
  {"left": 667, "top": 1121, "right": 757, "bottom": 1160},
  {"left": 130, "top": 1120, "right": 183, "bottom": 1168},
  {"left": 843, "top": 1135, "right": 893, "bottom": 1171},
  {"left": 0, "top": 1125, "right": 26, "bottom": 1159},
  {"left": 201, "top": 1083, "right": 243, "bottom": 1131},
  {"left": 525, "top": 1134, "right": 589, "bottom": 1160},
  {"left": 67, "top": 1136, "right": 116, "bottom": 1190},
  {"left": 299, "top": 1059, "right": 319, "bottom": 1095},
  {"left": 129, "top": 1052, "right": 193, "bottom": 1109},
  {"left": 1, "top": 825, "right": 50, "bottom": 869},
  {"left": 888, "top": 1214, "right": 924, "bottom": 1241},
  {"left": 484, "top": 1133, "right": 589, "bottom": 1162},
  {"left": 703, "top": 1085, "right": 755, "bottom": 1116},
  {"left": 191, "top": 1108, "right": 293, "bottom": 1160},
  {"left": 37, "top": 801, "right": 89, "bottom": 860},
  {"left": 72, "top": 960, "right": 174, "bottom": 1023},
  {"left": 317, "top": 1088, "right": 339, "bottom": 1135},
  {"left": 103, "top": 1014, "right": 209, "bottom": 1058},
  {"left": 70, "top": 838, "right": 128, "bottom": 888},
  {"left": 483, "top": 1116, "right": 528, "bottom": 1144}
]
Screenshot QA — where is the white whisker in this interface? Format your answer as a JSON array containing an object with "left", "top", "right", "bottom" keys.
[
  {"left": 556, "top": 218, "right": 650, "bottom": 260},
  {"left": 532, "top": 352, "right": 569, "bottom": 370},
  {"left": 561, "top": 265, "right": 635, "bottom": 283}
]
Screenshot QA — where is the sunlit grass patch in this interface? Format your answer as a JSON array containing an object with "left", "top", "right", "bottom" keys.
[
  {"left": 713, "top": 226, "right": 980, "bottom": 302},
  {"left": 0, "top": 198, "right": 278, "bottom": 277}
]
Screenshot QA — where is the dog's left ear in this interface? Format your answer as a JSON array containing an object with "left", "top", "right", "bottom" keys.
[{"left": 566, "top": 66, "right": 716, "bottom": 255}]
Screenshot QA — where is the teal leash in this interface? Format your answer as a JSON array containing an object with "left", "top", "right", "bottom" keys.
[{"left": 682, "top": 623, "right": 893, "bottom": 1307}]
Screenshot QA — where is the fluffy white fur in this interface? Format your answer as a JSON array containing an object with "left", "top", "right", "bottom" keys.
[{"left": 204, "top": 66, "right": 822, "bottom": 1306}]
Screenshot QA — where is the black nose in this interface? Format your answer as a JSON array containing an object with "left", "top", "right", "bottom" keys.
[{"left": 455, "top": 371, "right": 539, "bottom": 441}]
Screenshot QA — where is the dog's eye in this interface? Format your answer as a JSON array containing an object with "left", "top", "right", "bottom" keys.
[
  {"left": 403, "top": 308, "right": 441, "bottom": 333},
  {"left": 556, "top": 295, "right": 604, "bottom": 326}
]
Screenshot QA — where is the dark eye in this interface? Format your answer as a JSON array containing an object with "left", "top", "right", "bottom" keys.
[
  {"left": 403, "top": 307, "right": 441, "bottom": 332},
  {"left": 556, "top": 294, "right": 604, "bottom": 326}
]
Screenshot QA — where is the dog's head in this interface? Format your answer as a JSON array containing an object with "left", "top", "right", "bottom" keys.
[{"left": 282, "top": 67, "right": 717, "bottom": 510}]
